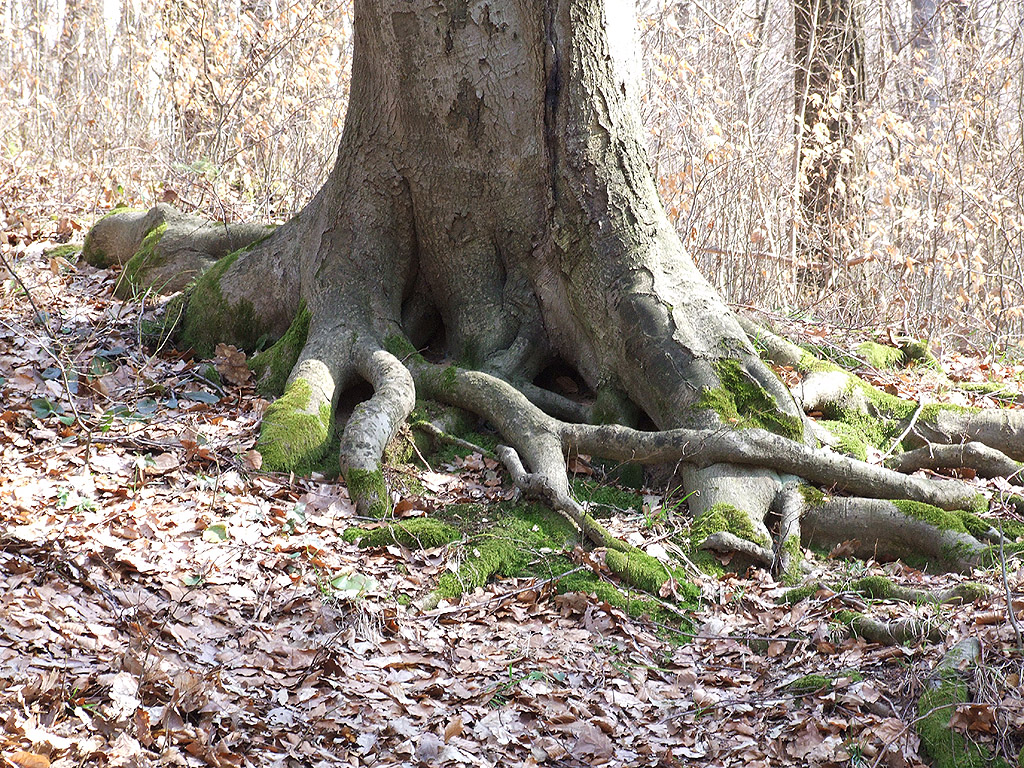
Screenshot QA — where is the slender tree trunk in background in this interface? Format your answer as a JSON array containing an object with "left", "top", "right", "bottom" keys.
[{"left": 793, "top": 0, "right": 865, "bottom": 290}]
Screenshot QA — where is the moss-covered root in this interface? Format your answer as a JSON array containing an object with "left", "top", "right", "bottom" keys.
[
  {"left": 256, "top": 375, "right": 334, "bottom": 475},
  {"left": 887, "top": 442, "right": 1022, "bottom": 480},
  {"left": 836, "top": 610, "right": 943, "bottom": 645},
  {"left": 917, "top": 637, "right": 1005, "bottom": 768},
  {"left": 802, "top": 497, "right": 989, "bottom": 572},
  {"left": 343, "top": 518, "right": 461, "bottom": 549},
  {"left": 341, "top": 348, "right": 417, "bottom": 517},
  {"left": 850, "top": 575, "right": 994, "bottom": 605},
  {"left": 250, "top": 303, "right": 311, "bottom": 397}
]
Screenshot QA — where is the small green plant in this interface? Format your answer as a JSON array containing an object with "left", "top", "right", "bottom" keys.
[{"left": 58, "top": 489, "right": 96, "bottom": 513}]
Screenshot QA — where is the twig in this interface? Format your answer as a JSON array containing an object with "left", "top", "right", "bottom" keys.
[
  {"left": 414, "top": 566, "right": 588, "bottom": 618},
  {"left": 878, "top": 400, "right": 924, "bottom": 463},
  {"left": 998, "top": 519, "right": 1023, "bottom": 648}
]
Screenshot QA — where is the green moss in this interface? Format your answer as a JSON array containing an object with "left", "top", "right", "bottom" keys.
[
  {"left": 177, "top": 247, "right": 268, "bottom": 357},
  {"left": 250, "top": 304, "right": 310, "bottom": 397},
  {"left": 779, "top": 533, "right": 803, "bottom": 585},
  {"left": 256, "top": 379, "right": 333, "bottom": 475},
  {"left": 819, "top": 419, "right": 869, "bottom": 459},
  {"left": 691, "top": 503, "right": 770, "bottom": 548},
  {"left": 80, "top": 206, "right": 141, "bottom": 266},
  {"left": 605, "top": 548, "right": 678, "bottom": 594},
  {"left": 900, "top": 338, "right": 942, "bottom": 370},
  {"left": 44, "top": 243, "right": 82, "bottom": 260},
  {"left": 892, "top": 500, "right": 969, "bottom": 534},
  {"left": 781, "top": 581, "right": 825, "bottom": 604},
  {"left": 688, "top": 502, "right": 770, "bottom": 575},
  {"left": 797, "top": 484, "right": 826, "bottom": 507},
  {"left": 696, "top": 359, "right": 803, "bottom": 441},
  {"left": 851, "top": 575, "right": 898, "bottom": 600},
  {"left": 345, "top": 466, "right": 390, "bottom": 518},
  {"left": 785, "top": 674, "right": 833, "bottom": 695},
  {"left": 115, "top": 222, "right": 168, "bottom": 298},
  {"left": 592, "top": 385, "right": 642, "bottom": 427},
  {"left": 952, "top": 582, "right": 991, "bottom": 603},
  {"left": 918, "top": 673, "right": 996, "bottom": 768},
  {"left": 572, "top": 479, "right": 645, "bottom": 514},
  {"left": 383, "top": 334, "right": 424, "bottom": 362},
  {"left": 344, "top": 518, "right": 461, "bottom": 549},
  {"left": 858, "top": 341, "right": 906, "bottom": 369}
]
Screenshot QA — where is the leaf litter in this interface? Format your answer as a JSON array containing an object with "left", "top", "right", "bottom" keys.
[{"left": 2, "top": 215, "right": 1024, "bottom": 767}]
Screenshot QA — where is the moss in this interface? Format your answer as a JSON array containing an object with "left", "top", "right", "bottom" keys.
[
  {"left": 604, "top": 548, "right": 677, "bottom": 594},
  {"left": 781, "top": 581, "right": 825, "bottom": 604},
  {"left": 688, "top": 502, "right": 770, "bottom": 575},
  {"left": 344, "top": 518, "right": 461, "bottom": 549},
  {"left": 892, "top": 500, "right": 969, "bottom": 534},
  {"left": 696, "top": 359, "right": 803, "bottom": 441},
  {"left": 785, "top": 674, "right": 833, "bottom": 695},
  {"left": 952, "top": 582, "right": 991, "bottom": 603},
  {"left": 345, "top": 466, "right": 390, "bottom": 518},
  {"left": 572, "top": 479, "right": 645, "bottom": 514},
  {"left": 115, "top": 221, "right": 168, "bottom": 298},
  {"left": 797, "top": 484, "right": 826, "bottom": 507},
  {"left": 592, "top": 386, "right": 643, "bottom": 427},
  {"left": 383, "top": 334, "right": 424, "bottom": 362},
  {"left": 918, "top": 673, "right": 997, "bottom": 768},
  {"left": 691, "top": 503, "right": 771, "bottom": 548},
  {"left": 177, "top": 247, "right": 269, "bottom": 358},
  {"left": 851, "top": 575, "right": 899, "bottom": 600},
  {"left": 80, "top": 206, "right": 141, "bottom": 266},
  {"left": 779, "top": 534, "right": 803, "bottom": 585},
  {"left": 900, "top": 338, "right": 942, "bottom": 370},
  {"left": 858, "top": 341, "right": 906, "bottom": 369},
  {"left": 818, "top": 419, "right": 869, "bottom": 459},
  {"left": 250, "top": 303, "right": 310, "bottom": 397},
  {"left": 44, "top": 243, "right": 82, "bottom": 260},
  {"left": 256, "top": 379, "right": 333, "bottom": 475}
]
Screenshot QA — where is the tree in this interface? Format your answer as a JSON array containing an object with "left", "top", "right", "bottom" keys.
[
  {"left": 82, "top": 0, "right": 1024, "bottom": 593},
  {"left": 792, "top": 0, "right": 864, "bottom": 287}
]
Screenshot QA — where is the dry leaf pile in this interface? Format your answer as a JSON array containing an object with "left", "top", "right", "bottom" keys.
[{"left": 2, "top": 220, "right": 1024, "bottom": 767}]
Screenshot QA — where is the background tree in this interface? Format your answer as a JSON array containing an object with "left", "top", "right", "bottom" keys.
[{"left": 792, "top": 0, "right": 865, "bottom": 289}]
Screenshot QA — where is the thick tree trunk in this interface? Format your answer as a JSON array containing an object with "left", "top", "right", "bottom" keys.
[{"left": 84, "top": 0, "right": 1015, "bottom": 587}]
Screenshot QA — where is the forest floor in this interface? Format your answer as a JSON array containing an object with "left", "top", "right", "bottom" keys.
[{"left": 2, "top": 203, "right": 1024, "bottom": 768}]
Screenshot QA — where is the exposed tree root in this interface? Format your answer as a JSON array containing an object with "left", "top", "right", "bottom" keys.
[
  {"left": 784, "top": 577, "right": 993, "bottom": 606},
  {"left": 802, "top": 497, "right": 989, "bottom": 572},
  {"left": 838, "top": 610, "right": 944, "bottom": 645},
  {"left": 888, "top": 442, "right": 1022, "bottom": 479},
  {"left": 916, "top": 637, "right": 998, "bottom": 768}
]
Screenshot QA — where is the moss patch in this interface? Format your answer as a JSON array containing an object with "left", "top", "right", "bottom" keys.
[
  {"left": 115, "top": 222, "right": 168, "bottom": 298},
  {"left": 850, "top": 575, "right": 899, "bottom": 600},
  {"left": 918, "top": 673, "right": 1000, "bottom": 768},
  {"left": 858, "top": 341, "right": 906, "bottom": 369},
  {"left": 256, "top": 379, "right": 332, "bottom": 475},
  {"left": 177, "top": 247, "right": 269, "bottom": 358},
  {"left": 785, "top": 674, "right": 833, "bottom": 695},
  {"left": 696, "top": 359, "right": 803, "bottom": 441},
  {"left": 250, "top": 303, "right": 310, "bottom": 397},
  {"left": 344, "top": 518, "right": 461, "bottom": 549},
  {"left": 572, "top": 479, "right": 645, "bottom": 515},
  {"left": 345, "top": 466, "right": 390, "bottom": 518},
  {"left": 688, "top": 502, "right": 770, "bottom": 575}
]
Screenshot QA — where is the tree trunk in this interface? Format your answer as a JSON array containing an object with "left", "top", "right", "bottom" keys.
[
  {"left": 84, "top": 0, "right": 1015, "bottom": 588},
  {"left": 793, "top": 0, "right": 865, "bottom": 288}
]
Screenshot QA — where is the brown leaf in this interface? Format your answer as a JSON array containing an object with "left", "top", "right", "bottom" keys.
[
  {"left": 950, "top": 704, "right": 996, "bottom": 733},
  {"left": 213, "top": 343, "right": 252, "bottom": 386},
  {"left": 827, "top": 539, "right": 861, "bottom": 559},
  {"left": 443, "top": 716, "right": 463, "bottom": 742},
  {"left": 240, "top": 449, "right": 263, "bottom": 471},
  {"left": 9, "top": 752, "right": 50, "bottom": 768}
]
